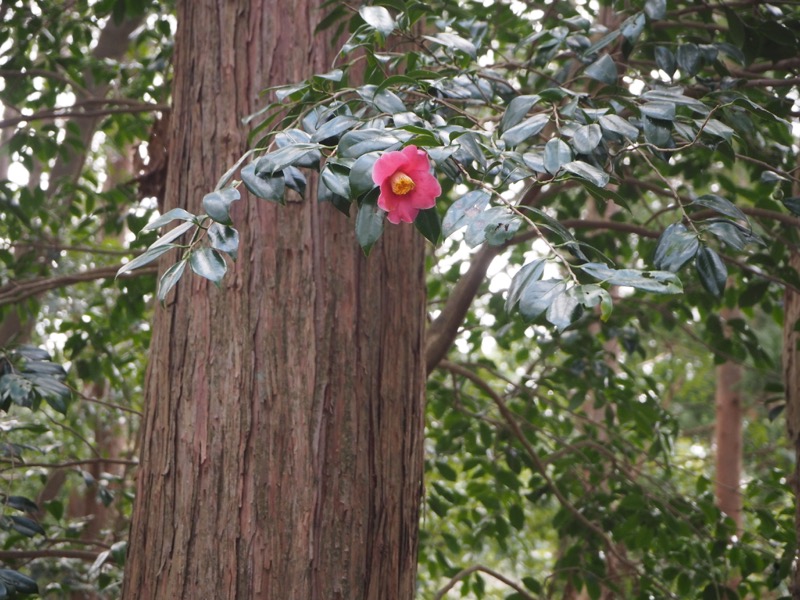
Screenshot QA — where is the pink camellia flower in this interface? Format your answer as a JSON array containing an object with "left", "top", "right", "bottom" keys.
[{"left": 372, "top": 145, "right": 442, "bottom": 224}]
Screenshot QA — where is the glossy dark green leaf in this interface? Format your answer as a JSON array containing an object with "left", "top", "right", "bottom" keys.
[
  {"left": 355, "top": 201, "right": 384, "bottom": 255},
  {"left": 358, "top": 85, "right": 406, "bottom": 114},
  {"left": 584, "top": 54, "right": 617, "bottom": 85},
  {"left": 645, "top": 0, "right": 667, "bottom": 20},
  {"left": 641, "top": 101, "right": 676, "bottom": 121},
  {"left": 654, "top": 46, "right": 677, "bottom": 76},
  {"left": 157, "top": 259, "right": 187, "bottom": 302},
  {"left": 4, "top": 496, "right": 38, "bottom": 514},
  {"left": 677, "top": 43, "right": 703, "bottom": 77},
  {"left": 500, "top": 95, "right": 541, "bottom": 133},
  {"left": 484, "top": 214, "right": 521, "bottom": 246},
  {"left": 14, "top": 346, "right": 51, "bottom": 362},
  {"left": 782, "top": 196, "right": 800, "bottom": 216},
  {"left": 349, "top": 152, "right": 380, "bottom": 196},
  {"left": 0, "top": 569, "right": 38, "bottom": 594},
  {"left": 9, "top": 515, "right": 45, "bottom": 537},
  {"left": 207, "top": 223, "right": 240, "bottom": 259},
  {"left": 599, "top": 114, "right": 639, "bottom": 140},
  {"left": 241, "top": 163, "right": 286, "bottom": 204},
  {"left": 546, "top": 289, "right": 581, "bottom": 331},
  {"left": 571, "top": 124, "right": 603, "bottom": 154},
  {"left": 506, "top": 259, "right": 546, "bottom": 313},
  {"left": 643, "top": 116, "right": 672, "bottom": 147},
  {"left": 423, "top": 32, "right": 477, "bottom": 58},
  {"left": 321, "top": 163, "right": 352, "bottom": 198},
  {"left": 561, "top": 160, "right": 609, "bottom": 187},
  {"left": 654, "top": 223, "right": 700, "bottom": 272},
  {"left": 518, "top": 279, "right": 567, "bottom": 320},
  {"left": 580, "top": 262, "right": 683, "bottom": 294},
  {"left": 509, "top": 504, "right": 525, "bottom": 530},
  {"left": 441, "top": 190, "right": 491, "bottom": 238},
  {"left": 142, "top": 208, "right": 196, "bottom": 232},
  {"left": 695, "top": 246, "right": 727, "bottom": 298},
  {"left": 501, "top": 114, "right": 549, "bottom": 147},
  {"left": 621, "top": 12, "right": 645, "bottom": 44},
  {"left": 571, "top": 284, "right": 613, "bottom": 321},
  {"left": 704, "top": 220, "right": 762, "bottom": 251},
  {"left": 359, "top": 5, "right": 395, "bottom": 35},
  {"left": 699, "top": 119, "right": 735, "bottom": 142},
  {"left": 282, "top": 166, "right": 307, "bottom": 195},
  {"left": 543, "top": 138, "right": 572, "bottom": 175},
  {"left": 202, "top": 188, "right": 241, "bottom": 225},
  {"left": 189, "top": 248, "right": 227, "bottom": 285},
  {"left": 338, "top": 129, "right": 404, "bottom": 159},
  {"left": 693, "top": 194, "right": 747, "bottom": 222},
  {"left": 117, "top": 242, "right": 179, "bottom": 278},
  {"left": 310, "top": 115, "right": 360, "bottom": 144},
  {"left": 317, "top": 176, "right": 351, "bottom": 216},
  {"left": 0, "top": 374, "right": 33, "bottom": 408},
  {"left": 255, "top": 143, "right": 322, "bottom": 175},
  {"left": 415, "top": 207, "right": 441, "bottom": 245},
  {"left": 465, "top": 207, "right": 511, "bottom": 248}
]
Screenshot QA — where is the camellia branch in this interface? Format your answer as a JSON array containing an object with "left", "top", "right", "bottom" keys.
[
  {"left": 0, "top": 103, "right": 170, "bottom": 129},
  {"left": 0, "top": 549, "right": 102, "bottom": 562},
  {"left": 434, "top": 564, "right": 535, "bottom": 600}
]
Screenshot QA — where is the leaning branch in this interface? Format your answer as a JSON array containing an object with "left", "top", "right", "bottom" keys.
[
  {"left": 0, "top": 264, "right": 157, "bottom": 308},
  {"left": 434, "top": 564, "right": 535, "bottom": 600}
]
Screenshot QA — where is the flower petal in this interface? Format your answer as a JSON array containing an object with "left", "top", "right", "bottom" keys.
[
  {"left": 372, "top": 148, "right": 411, "bottom": 185},
  {"left": 405, "top": 170, "right": 441, "bottom": 209}
]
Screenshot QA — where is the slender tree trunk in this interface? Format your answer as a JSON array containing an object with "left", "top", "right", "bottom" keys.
[
  {"left": 121, "top": 2, "right": 427, "bottom": 599},
  {"left": 714, "top": 308, "right": 743, "bottom": 533},
  {"left": 785, "top": 251, "right": 800, "bottom": 599}
]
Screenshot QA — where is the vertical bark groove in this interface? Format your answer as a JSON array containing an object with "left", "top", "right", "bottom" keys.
[{"left": 122, "top": 2, "right": 427, "bottom": 599}]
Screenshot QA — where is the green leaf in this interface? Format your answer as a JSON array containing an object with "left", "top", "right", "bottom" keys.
[
  {"left": 544, "top": 138, "right": 572, "bottom": 174},
  {"left": 338, "top": 129, "right": 404, "bottom": 159},
  {"left": 599, "top": 114, "right": 639, "bottom": 139},
  {"left": 0, "top": 569, "right": 38, "bottom": 594},
  {"left": 700, "top": 119, "right": 735, "bottom": 142},
  {"left": 484, "top": 214, "right": 521, "bottom": 246},
  {"left": 693, "top": 194, "right": 747, "bottom": 222},
  {"left": 415, "top": 207, "right": 441, "bottom": 244},
  {"left": 349, "top": 152, "right": 380, "bottom": 196},
  {"left": 500, "top": 95, "right": 541, "bottom": 133},
  {"left": 142, "top": 208, "right": 196, "bottom": 232},
  {"left": 643, "top": 116, "right": 672, "bottom": 146},
  {"left": 4, "top": 496, "right": 38, "bottom": 514},
  {"left": 518, "top": 279, "right": 567, "bottom": 320},
  {"left": 509, "top": 504, "right": 525, "bottom": 530},
  {"left": 256, "top": 143, "right": 322, "bottom": 175},
  {"left": 621, "top": 12, "right": 645, "bottom": 44},
  {"left": 561, "top": 160, "right": 609, "bottom": 187},
  {"left": 441, "top": 190, "right": 491, "bottom": 238},
  {"left": 506, "top": 259, "right": 546, "bottom": 313},
  {"left": 241, "top": 163, "right": 286, "bottom": 203},
  {"left": 571, "top": 284, "right": 613, "bottom": 321},
  {"left": 358, "top": 85, "right": 406, "bottom": 114},
  {"left": 355, "top": 201, "right": 384, "bottom": 255},
  {"left": 645, "top": 0, "right": 667, "bottom": 20},
  {"left": 423, "top": 32, "right": 477, "bottom": 58},
  {"left": 580, "top": 263, "right": 683, "bottom": 294},
  {"left": 784, "top": 196, "right": 800, "bottom": 216},
  {"left": 202, "top": 188, "right": 241, "bottom": 225},
  {"left": 546, "top": 289, "right": 581, "bottom": 331},
  {"left": 695, "top": 246, "right": 727, "bottom": 298},
  {"left": 207, "top": 223, "right": 240, "bottom": 259},
  {"left": 189, "top": 248, "right": 227, "bottom": 285},
  {"left": 654, "top": 223, "right": 700, "bottom": 272},
  {"left": 654, "top": 46, "right": 677, "bottom": 76},
  {"left": 465, "top": 207, "right": 512, "bottom": 248},
  {"left": 501, "top": 114, "right": 549, "bottom": 147},
  {"left": 677, "top": 43, "right": 703, "bottom": 77},
  {"left": 321, "top": 163, "right": 352, "bottom": 198},
  {"left": 157, "top": 259, "right": 187, "bottom": 302},
  {"left": 117, "top": 243, "right": 177, "bottom": 278},
  {"left": 359, "top": 5, "right": 395, "bottom": 35},
  {"left": 584, "top": 54, "right": 617, "bottom": 85},
  {"left": 311, "top": 115, "right": 360, "bottom": 144},
  {"left": 641, "top": 101, "right": 676, "bottom": 121},
  {"left": 9, "top": 515, "right": 45, "bottom": 537},
  {"left": 571, "top": 124, "right": 603, "bottom": 154}
]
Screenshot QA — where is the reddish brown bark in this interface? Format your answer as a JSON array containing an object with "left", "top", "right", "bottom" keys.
[
  {"left": 121, "top": 2, "right": 427, "bottom": 599},
  {"left": 785, "top": 251, "right": 800, "bottom": 599},
  {"left": 714, "top": 308, "right": 743, "bottom": 532}
]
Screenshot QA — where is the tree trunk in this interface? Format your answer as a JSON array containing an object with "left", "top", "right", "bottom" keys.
[
  {"left": 121, "top": 2, "right": 428, "bottom": 599},
  {"left": 785, "top": 255, "right": 800, "bottom": 600},
  {"left": 714, "top": 308, "right": 743, "bottom": 533}
]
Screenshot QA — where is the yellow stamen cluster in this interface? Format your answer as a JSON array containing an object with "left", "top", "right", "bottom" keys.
[{"left": 390, "top": 172, "right": 415, "bottom": 196}]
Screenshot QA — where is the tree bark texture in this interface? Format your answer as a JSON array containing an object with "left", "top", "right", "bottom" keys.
[
  {"left": 121, "top": 2, "right": 428, "bottom": 599},
  {"left": 714, "top": 308, "right": 743, "bottom": 533}
]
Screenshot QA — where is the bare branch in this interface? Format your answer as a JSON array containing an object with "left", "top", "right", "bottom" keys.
[
  {"left": 434, "top": 564, "right": 535, "bottom": 600},
  {"left": 1, "top": 104, "right": 170, "bottom": 129}
]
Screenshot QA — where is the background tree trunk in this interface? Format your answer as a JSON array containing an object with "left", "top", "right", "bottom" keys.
[
  {"left": 714, "top": 307, "right": 743, "bottom": 533},
  {"left": 121, "top": 2, "right": 428, "bottom": 599}
]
